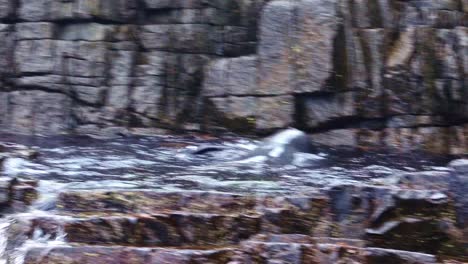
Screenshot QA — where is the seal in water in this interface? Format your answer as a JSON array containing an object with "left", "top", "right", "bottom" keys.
[
  {"left": 192, "top": 128, "right": 323, "bottom": 165},
  {"left": 190, "top": 145, "right": 229, "bottom": 155},
  {"left": 236, "top": 128, "right": 320, "bottom": 164}
]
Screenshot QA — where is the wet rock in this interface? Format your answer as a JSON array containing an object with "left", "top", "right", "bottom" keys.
[
  {"left": 55, "top": 190, "right": 332, "bottom": 239},
  {"left": 0, "top": 177, "right": 37, "bottom": 213},
  {"left": 240, "top": 239, "right": 316, "bottom": 263},
  {"left": 16, "top": 211, "right": 260, "bottom": 248},
  {"left": 324, "top": 183, "right": 464, "bottom": 253},
  {"left": 366, "top": 217, "right": 465, "bottom": 256},
  {"left": 23, "top": 246, "right": 235, "bottom": 264},
  {"left": 4, "top": 180, "right": 467, "bottom": 263},
  {"left": 397, "top": 171, "right": 452, "bottom": 190},
  {"left": 363, "top": 247, "right": 438, "bottom": 264},
  {"left": 0, "top": 177, "right": 16, "bottom": 205},
  {"left": 236, "top": 234, "right": 440, "bottom": 264},
  {"left": 57, "top": 191, "right": 259, "bottom": 214},
  {"left": 9, "top": 180, "right": 38, "bottom": 212},
  {"left": 316, "top": 244, "right": 440, "bottom": 264}
]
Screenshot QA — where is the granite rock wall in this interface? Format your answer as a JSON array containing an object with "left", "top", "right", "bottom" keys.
[
  {"left": 0, "top": 0, "right": 266, "bottom": 134},
  {"left": 0, "top": 0, "right": 467, "bottom": 154},
  {"left": 204, "top": 0, "right": 468, "bottom": 154}
]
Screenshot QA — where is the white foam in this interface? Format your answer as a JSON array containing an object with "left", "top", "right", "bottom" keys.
[
  {"left": 268, "top": 147, "right": 284, "bottom": 158},
  {"left": 235, "top": 155, "right": 268, "bottom": 164},
  {"left": 2, "top": 158, "right": 27, "bottom": 177},
  {"left": 292, "top": 153, "right": 325, "bottom": 167},
  {"left": 267, "top": 128, "right": 304, "bottom": 145}
]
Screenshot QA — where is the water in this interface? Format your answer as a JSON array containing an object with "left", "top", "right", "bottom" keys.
[
  {"left": 0, "top": 133, "right": 451, "bottom": 194},
  {"left": 0, "top": 215, "right": 68, "bottom": 264},
  {"left": 0, "top": 132, "right": 453, "bottom": 263}
]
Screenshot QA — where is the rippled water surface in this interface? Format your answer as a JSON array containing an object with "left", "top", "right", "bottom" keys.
[
  {"left": 0, "top": 133, "right": 452, "bottom": 195},
  {"left": 0, "top": 132, "right": 458, "bottom": 264}
]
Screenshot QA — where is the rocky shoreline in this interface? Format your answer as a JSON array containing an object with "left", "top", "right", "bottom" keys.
[
  {"left": 0, "top": 135, "right": 466, "bottom": 263},
  {"left": 0, "top": 166, "right": 467, "bottom": 263}
]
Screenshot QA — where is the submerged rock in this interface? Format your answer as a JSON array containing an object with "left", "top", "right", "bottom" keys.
[{"left": 0, "top": 177, "right": 37, "bottom": 214}]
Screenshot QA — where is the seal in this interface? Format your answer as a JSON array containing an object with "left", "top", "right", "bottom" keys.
[
  {"left": 190, "top": 128, "right": 323, "bottom": 165},
  {"left": 236, "top": 128, "right": 318, "bottom": 164}
]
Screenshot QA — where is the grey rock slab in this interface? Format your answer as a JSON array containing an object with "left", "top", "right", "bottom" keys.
[
  {"left": 292, "top": 0, "right": 339, "bottom": 93},
  {"left": 15, "top": 23, "right": 55, "bottom": 40},
  {"left": 257, "top": 0, "right": 296, "bottom": 95},
  {"left": 256, "top": 96, "right": 294, "bottom": 130}
]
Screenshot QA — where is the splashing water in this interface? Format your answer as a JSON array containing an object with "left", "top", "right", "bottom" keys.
[
  {"left": 0, "top": 219, "right": 11, "bottom": 264},
  {"left": 0, "top": 133, "right": 453, "bottom": 262},
  {"left": 10, "top": 226, "right": 68, "bottom": 264},
  {"left": 0, "top": 216, "right": 68, "bottom": 264}
]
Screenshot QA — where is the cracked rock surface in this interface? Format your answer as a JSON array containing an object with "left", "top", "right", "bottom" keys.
[{"left": 0, "top": 0, "right": 465, "bottom": 154}]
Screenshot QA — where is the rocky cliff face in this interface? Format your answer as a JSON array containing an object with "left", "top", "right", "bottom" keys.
[
  {"left": 0, "top": 0, "right": 467, "bottom": 154},
  {"left": 0, "top": 0, "right": 266, "bottom": 134}
]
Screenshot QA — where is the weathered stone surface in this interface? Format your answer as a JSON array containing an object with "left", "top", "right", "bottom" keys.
[
  {"left": 363, "top": 247, "right": 438, "bottom": 264},
  {"left": 17, "top": 0, "right": 137, "bottom": 22},
  {"left": 23, "top": 246, "right": 235, "bottom": 264},
  {"left": 206, "top": 96, "right": 257, "bottom": 132},
  {"left": 0, "top": 177, "right": 37, "bottom": 212},
  {"left": 358, "top": 29, "right": 386, "bottom": 118},
  {"left": 22, "top": 213, "right": 259, "bottom": 247},
  {"left": 235, "top": 234, "right": 440, "bottom": 264},
  {"left": 15, "top": 23, "right": 55, "bottom": 40},
  {"left": 58, "top": 23, "right": 114, "bottom": 41},
  {"left": 383, "top": 127, "right": 452, "bottom": 154},
  {"left": 15, "top": 40, "right": 55, "bottom": 75},
  {"left": 6, "top": 91, "right": 71, "bottom": 135},
  {"left": 256, "top": 0, "right": 296, "bottom": 95},
  {"left": 0, "top": 92, "right": 8, "bottom": 129},
  {"left": 299, "top": 92, "right": 356, "bottom": 129},
  {"left": 0, "top": 185, "right": 462, "bottom": 263},
  {"left": 203, "top": 56, "right": 257, "bottom": 97},
  {"left": 0, "top": 25, "right": 13, "bottom": 93},
  {"left": 0, "top": 0, "right": 466, "bottom": 154},
  {"left": 22, "top": 243, "right": 445, "bottom": 264},
  {"left": 449, "top": 159, "right": 468, "bottom": 237},
  {"left": 292, "top": 0, "right": 339, "bottom": 93},
  {"left": 311, "top": 129, "right": 358, "bottom": 147},
  {"left": 256, "top": 96, "right": 294, "bottom": 130},
  {"left": 322, "top": 183, "right": 466, "bottom": 258},
  {"left": 0, "top": 0, "right": 14, "bottom": 20},
  {"left": 257, "top": 0, "right": 338, "bottom": 94}
]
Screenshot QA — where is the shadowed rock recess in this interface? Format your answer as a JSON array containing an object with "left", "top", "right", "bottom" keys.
[{"left": 0, "top": 0, "right": 466, "bottom": 154}]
